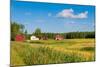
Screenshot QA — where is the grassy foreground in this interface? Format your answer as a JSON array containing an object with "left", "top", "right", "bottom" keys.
[{"left": 11, "top": 39, "right": 95, "bottom": 66}]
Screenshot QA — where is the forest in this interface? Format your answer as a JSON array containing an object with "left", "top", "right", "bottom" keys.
[{"left": 11, "top": 22, "right": 95, "bottom": 41}]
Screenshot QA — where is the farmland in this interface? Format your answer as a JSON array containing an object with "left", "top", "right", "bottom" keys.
[{"left": 11, "top": 39, "right": 95, "bottom": 66}]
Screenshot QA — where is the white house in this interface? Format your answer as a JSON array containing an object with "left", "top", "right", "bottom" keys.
[{"left": 30, "top": 35, "right": 39, "bottom": 40}]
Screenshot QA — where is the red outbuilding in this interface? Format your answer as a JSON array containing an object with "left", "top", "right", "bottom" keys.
[
  {"left": 15, "top": 34, "right": 25, "bottom": 41},
  {"left": 55, "top": 34, "right": 64, "bottom": 40}
]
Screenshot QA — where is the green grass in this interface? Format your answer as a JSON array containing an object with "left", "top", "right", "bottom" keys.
[
  {"left": 11, "top": 39, "right": 95, "bottom": 66},
  {"left": 80, "top": 47, "right": 95, "bottom": 51}
]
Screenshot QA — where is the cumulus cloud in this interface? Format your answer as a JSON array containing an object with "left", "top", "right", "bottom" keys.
[{"left": 57, "top": 9, "right": 88, "bottom": 19}]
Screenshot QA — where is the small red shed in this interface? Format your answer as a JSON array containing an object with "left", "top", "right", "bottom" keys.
[
  {"left": 15, "top": 34, "right": 25, "bottom": 41},
  {"left": 55, "top": 34, "right": 64, "bottom": 40}
]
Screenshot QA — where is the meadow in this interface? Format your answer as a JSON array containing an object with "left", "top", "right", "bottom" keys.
[{"left": 11, "top": 39, "right": 95, "bottom": 66}]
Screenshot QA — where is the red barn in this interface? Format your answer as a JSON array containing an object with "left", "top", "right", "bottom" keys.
[
  {"left": 15, "top": 34, "right": 25, "bottom": 41},
  {"left": 55, "top": 34, "right": 64, "bottom": 40}
]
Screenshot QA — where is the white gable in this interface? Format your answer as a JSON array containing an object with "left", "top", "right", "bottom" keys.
[{"left": 30, "top": 36, "right": 39, "bottom": 40}]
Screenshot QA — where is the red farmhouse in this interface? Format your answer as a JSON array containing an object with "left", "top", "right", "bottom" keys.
[{"left": 15, "top": 34, "right": 25, "bottom": 41}]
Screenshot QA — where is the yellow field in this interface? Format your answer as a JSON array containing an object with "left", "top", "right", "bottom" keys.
[{"left": 11, "top": 39, "right": 95, "bottom": 66}]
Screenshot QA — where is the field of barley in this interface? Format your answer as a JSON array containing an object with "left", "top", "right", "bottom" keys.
[{"left": 10, "top": 39, "right": 95, "bottom": 66}]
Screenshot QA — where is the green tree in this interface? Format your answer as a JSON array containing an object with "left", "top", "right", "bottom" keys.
[
  {"left": 24, "top": 30, "right": 27, "bottom": 35},
  {"left": 20, "top": 24, "right": 25, "bottom": 33},
  {"left": 24, "top": 30, "right": 28, "bottom": 39},
  {"left": 11, "top": 22, "right": 25, "bottom": 41},
  {"left": 34, "top": 28, "right": 41, "bottom": 38}
]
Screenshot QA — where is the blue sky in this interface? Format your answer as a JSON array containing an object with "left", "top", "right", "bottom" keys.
[{"left": 11, "top": 0, "right": 95, "bottom": 34}]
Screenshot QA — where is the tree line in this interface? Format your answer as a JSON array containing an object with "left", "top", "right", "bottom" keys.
[
  {"left": 11, "top": 22, "right": 95, "bottom": 41},
  {"left": 32, "top": 32, "right": 95, "bottom": 39}
]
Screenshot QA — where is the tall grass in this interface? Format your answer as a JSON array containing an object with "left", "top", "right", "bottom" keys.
[{"left": 11, "top": 39, "right": 95, "bottom": 66}]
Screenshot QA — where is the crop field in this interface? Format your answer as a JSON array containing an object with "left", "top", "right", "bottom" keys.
[{"left": 10, "top": 39, "right": 95, "bottom": 66}]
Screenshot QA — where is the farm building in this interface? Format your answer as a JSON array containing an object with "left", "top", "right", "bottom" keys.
[
  {"left": 15, "top": 34, "right": 25, "bottom": 41},
  {"left": 30, "top": 35, "right": 39, "bottom": 40},
  {"left": 55, "top": 34, "right": 64, "bottom": 40}
]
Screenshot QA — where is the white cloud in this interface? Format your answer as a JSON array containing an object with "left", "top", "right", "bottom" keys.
[
  {"left": 65, "top": 21, "right": 77, "bottom": 26},
  {"left": 70, "top": 21, "right": 76, "bottom": 24},
  {"left": 48, "top": 13, "right": 52, "bottom": 17},
  {"left": 57, "top": 9, "right": 88, "bottom": 19}
]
